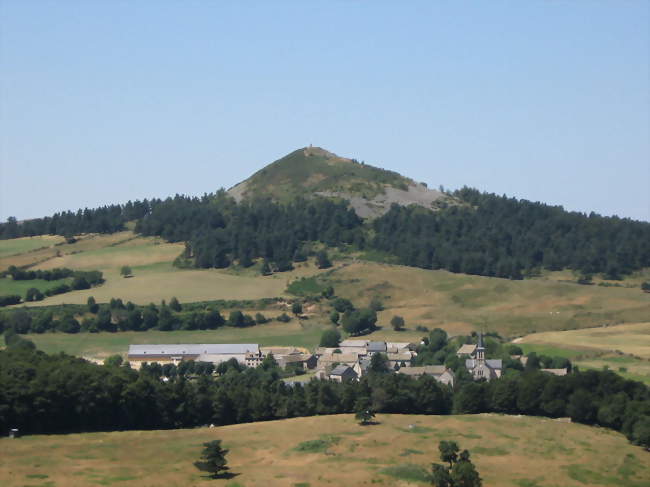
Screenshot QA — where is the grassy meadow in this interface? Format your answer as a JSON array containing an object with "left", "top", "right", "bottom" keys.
[
  {"left": 1, "top": 414, "right": 648, "bottom": 487},
  {"left": 0, "top": 277, "right": 73, "bottom": 296},
  {"left": 326, "top": 261, "right": 650, "bottom": 337},
  {"left": 516, "top": 322, "right": 650, "bottom": 385},
  {"left": 24, "top": 320, "right": 327, "bottom": 360},
  {"left": 0, "top": 235, "right": 64, "bottom": 258}
]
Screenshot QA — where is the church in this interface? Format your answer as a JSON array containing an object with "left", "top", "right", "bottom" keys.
[{"left": 464, "top": 333, "right": 502, "bottom": 381}]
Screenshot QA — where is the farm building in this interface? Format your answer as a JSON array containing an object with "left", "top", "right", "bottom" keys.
[
  {"left": 398, "top": 365, "right": 456, "bottom": 386},
  {"left": 366, "top": 341, "right": 388, "bottom": 355},
  {"left": 128, "top": 343, "right": 259, "bottom": 367},
  {"left": 277, "top": 353, "right": 317, "bottom": 370}
]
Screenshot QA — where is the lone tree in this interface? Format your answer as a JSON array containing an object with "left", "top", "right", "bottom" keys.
[
  {"left": 642, "top": 281, "right": 650, "bottom": 293},
  {"left": 194, "top": 440, "right": 229, "bottom": 479},
  {"left": 354, "top": 397, "right": 375, "bottom": 425},
  {"left": 431, "top": 441, "right": 482, "bottom": 487},
  {"left": 292, "top": 301, "right": 303, "bottom": 317},
  {"left": 391, "top": 315, "right": 405, "bottom": 331},
  {"left": 316, "top": 250, "right": 332, "bottom": 269},
  {"left": 120, "top": 265, "right": 132, "bottom": 278}
]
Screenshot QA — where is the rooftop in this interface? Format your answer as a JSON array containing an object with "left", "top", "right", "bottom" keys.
[
  {"left": 330, "top": 364, "right": 354, "bottom": 376},
  {"left": 128, "top": 344, "right": 259, "bottom": 356},
  {"left": 398, "top": 366, "right": 448, "bottom": 376},
  {"left": 457, "top": 344, "right": 477, "bottom": 355}
]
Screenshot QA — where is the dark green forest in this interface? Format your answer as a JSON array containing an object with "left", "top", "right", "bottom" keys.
[
  {"left": 1, "top": 342, "right": 648, "bottom": 448},
  {"left": 1, "top": 187, "right": 649, "bottom": 279}
]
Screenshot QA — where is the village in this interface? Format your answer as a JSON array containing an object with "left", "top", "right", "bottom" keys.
[{"left": 126, "top": 333, "right": 570, "bottom": 386}]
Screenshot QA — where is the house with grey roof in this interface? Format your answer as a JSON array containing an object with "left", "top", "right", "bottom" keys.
[
  {"left": 329, "top": 365, "right": 358, "bottom": 382},
  {"left": 464, "top": 334, "right": 502, "bottom": 381}
]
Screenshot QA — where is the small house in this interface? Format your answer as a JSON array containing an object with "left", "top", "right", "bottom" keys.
[{"left": 329, "top": 364, "right": 358, "bottom": 382}]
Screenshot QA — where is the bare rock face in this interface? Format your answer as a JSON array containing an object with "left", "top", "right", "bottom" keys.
[{"left": 316, "top": 183, "right": 447, "bottom": 218}]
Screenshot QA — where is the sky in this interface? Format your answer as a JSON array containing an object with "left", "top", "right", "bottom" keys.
[{"left": 1, "top": 1, "right": 648, "bottom": 222}]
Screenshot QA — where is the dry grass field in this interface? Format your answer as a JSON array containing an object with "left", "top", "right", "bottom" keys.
[
  {"left": 0, "top": 232, "right": 323, "bottom": 305},
  {"left": 517, "top": 322, "right": 650, "bottom": 358},
  {"left": 328, "top": 262, "right": 650, "bottom": 337},
  {"left": 0, "top": 232, "right": 135, "bottom": 270},
  {"left": 1, "top": 414, "right": 647, "bottom": 487},
  {"left": 516, "top": 322, "right": 650, "bottom": 385}
]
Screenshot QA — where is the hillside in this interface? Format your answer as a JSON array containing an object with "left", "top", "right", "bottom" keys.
[
  {"left": 227, "top": 146, "right": 449, "bottom": 217},
  {"left": 1, "top": 414, "right": 647, "bottom": 486}
]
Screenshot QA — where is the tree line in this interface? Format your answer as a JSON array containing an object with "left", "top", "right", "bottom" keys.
[
  {"left": 0, "top": 296, "right": 290, "bottom": 334},
  {"left": 0, "top": 343, "right": 648, "bottom": 449},
  {"left": 0, "top": 268, "right": 104, "bottom": 307},
  {"left": 2, "top": 187, "right": 649, "bottom": 279}
]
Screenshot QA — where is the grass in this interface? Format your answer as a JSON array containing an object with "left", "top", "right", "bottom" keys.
[
  {"left": 516, "top": 322, "right": 650, "bottom": 358},
  {"left": 0, "top": 277, "right": 73, "bottom": 296},
  {"left": 516, "top": 322, "right": 650, "bottom": 385},
  {"left": 25, "top": 321, "right": 327, "bottom": 359},
  {"left": 326, "top": 261, "right": 650, "bottom": 337},
  {"left": 1, "top": 414, "right": 648, "bottom": 487},
  {"left": 0, "top": 235, "right": 64, "bottom": 258},
  {"left": 233, "top": 147, "right": 412, "bottom": 203}
]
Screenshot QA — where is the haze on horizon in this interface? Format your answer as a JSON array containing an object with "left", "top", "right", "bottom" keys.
[{"left": 1, "top": 1, "right": 648, "bottom": 222}]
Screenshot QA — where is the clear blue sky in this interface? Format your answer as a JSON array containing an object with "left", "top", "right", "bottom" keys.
[{"left": 1, "top": 1, "right": 648, "bottom": 221}]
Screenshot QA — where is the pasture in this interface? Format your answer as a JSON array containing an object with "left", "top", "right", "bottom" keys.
[
  {"left": 24, "top": 320, "right": 328, "bottom": 359},
  {"left": 0, "top": 276, "right": 73, "bottom": 296},
  {"left": 0, "top": 235, "right": 64, "bottom": 258},
  {"left": 516, "top": 322, "right": 650, "bottom": 385},
  {"left": 327, "top": 262, "right": 650, "bottom": 337},
  {"left": 1, "top": 414, "right": 647, "bottom": 487}
]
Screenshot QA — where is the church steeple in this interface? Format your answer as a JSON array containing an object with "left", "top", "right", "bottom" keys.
[{"left": 476, "top": 332, "right": 485, "bottom": 362}]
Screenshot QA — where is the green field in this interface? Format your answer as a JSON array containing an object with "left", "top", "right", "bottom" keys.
[
  {"left": 516, "top": 322, "right": 650, "bottom": 385},
  {"left": 0, "top": 276, "right": 72, "bottom": 296},
  {"left": 0, "top": 235, "right": 64, "bottom": 258},
  {"left": 1, "top": 414, "right": 647, "bottom": 487},
  {"left": 25, "top": 321, "right": 327, "bottom": 359}
]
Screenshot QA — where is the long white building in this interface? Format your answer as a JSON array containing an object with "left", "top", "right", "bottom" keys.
[{"left": 128, "top": 343, "right": 259, "bottom": 367}]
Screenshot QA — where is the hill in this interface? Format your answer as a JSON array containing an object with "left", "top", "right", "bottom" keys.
[
  {"left": 1, "top": 414, "right": 648, "bottom": 486},
  {"left": 228, "top": 146, "right": 450, "bottom": 217}
]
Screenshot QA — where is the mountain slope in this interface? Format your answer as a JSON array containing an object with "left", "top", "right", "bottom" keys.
[{"left": 228, "top": 146, "right": 450, "bottom": 217}]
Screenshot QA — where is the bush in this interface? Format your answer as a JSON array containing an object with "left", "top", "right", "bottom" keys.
[
  {"left": 25, "top": 288, "right": 44, "bottom": 302},
  {"left": 276, "top": 313, "right": 291, "bottom": 323},
  {"left": 391, "top": 315, "right": 405, "bottom": 331},
  {"left": 0, "top": 295, "right": 21, "bottom": 307},
  {"left": 320, "top": 328, "right": 341, "bottom": 348}
]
